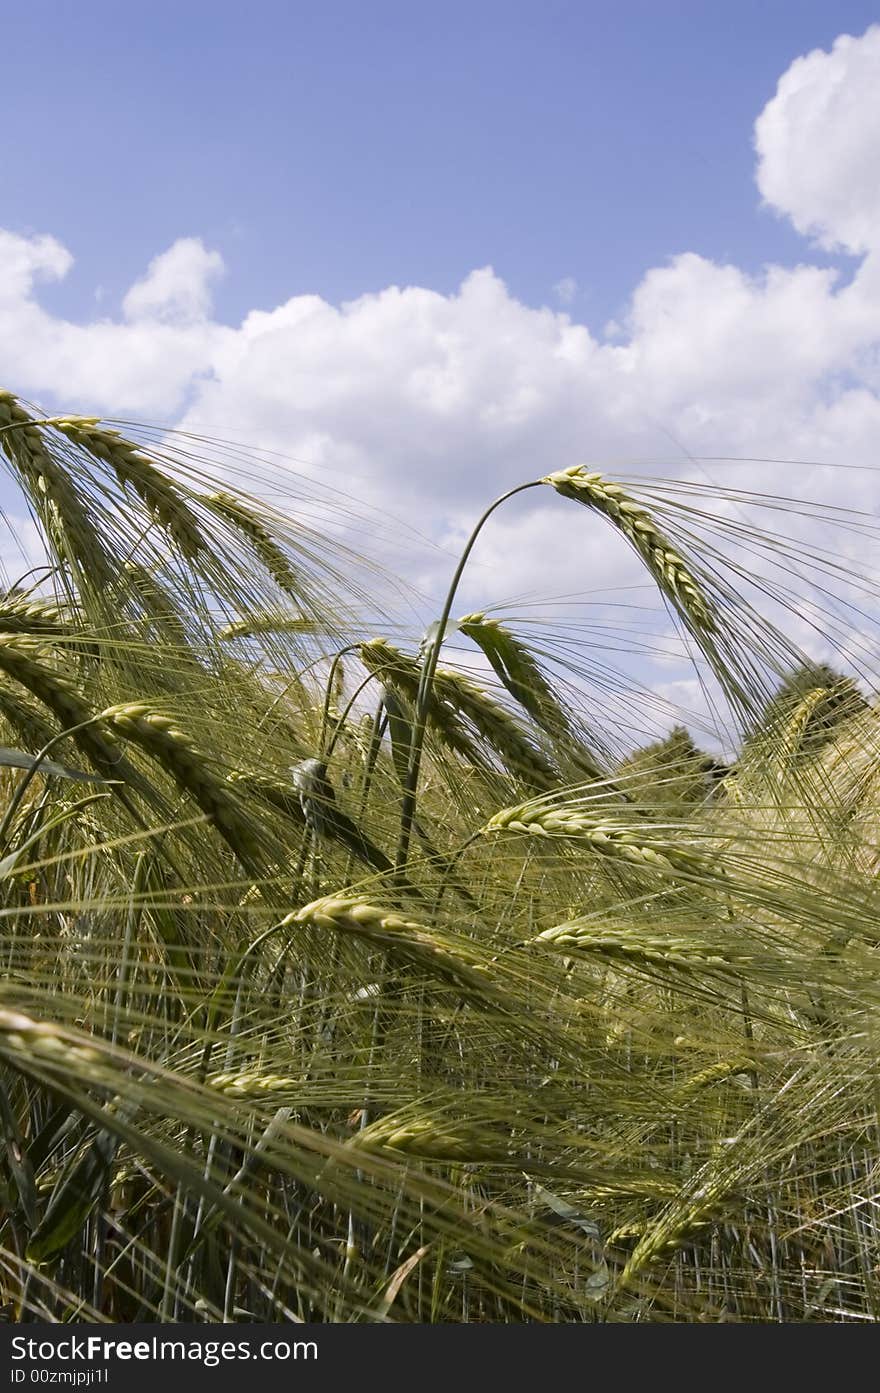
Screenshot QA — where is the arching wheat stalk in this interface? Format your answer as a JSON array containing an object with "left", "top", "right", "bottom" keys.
[{"left": 396, "top": 469, "right": 716, "bottom": 870}]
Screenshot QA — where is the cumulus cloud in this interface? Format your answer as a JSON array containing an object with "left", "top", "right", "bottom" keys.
[
  {"left": 1, "top": 24, "right": 880, "bottom": 727},
  {"left": 122, "top": 238, "right": 225, "bottom": 324},
  {"left": 755, "top": 24, "right": 880, "bottom": 254},
  {"left": 0, "top": 229, "right": 72, "bottom": 305},
  {"left": 0, "top": 233, "right": 231, "bottom": 416}
]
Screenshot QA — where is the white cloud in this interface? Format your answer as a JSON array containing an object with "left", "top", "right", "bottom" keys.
[
  {"left": 122, "top": 238, "right": 225, "bottom": 324},
  {"left": 0, "top": 234, "right": 231, "bottom": 416},
  {"left": 1, "top": 26, "right": 880, "bottom": 722},
  {"left": 755, "top": 24, "right": 880, "bottom": 254},
  {"left": 0, "top": 229, "right": 71, "bottom": 304}
]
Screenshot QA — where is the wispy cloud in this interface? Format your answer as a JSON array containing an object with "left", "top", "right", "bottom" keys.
[{"left": 552, "top": 276, "right": 578, "bottom": 306}]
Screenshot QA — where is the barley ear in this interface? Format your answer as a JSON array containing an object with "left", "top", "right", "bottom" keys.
[
  {"left": 484, "top": 797, "right": 706, "bottom": 877},
  {"left": 101, "top": 702, "right": 268, "bottom": 868},
  {"left": 203, "top": 492, "right": 302, "bottom": 597},
  {"left": 542, "top": 466, "right": 716, "bottom": 633},
  {"left": 0, "top": 592, "right": 77, "bottom": 637},
  {"left": 53, "top": 418, "right": 206, "bottom": 559},
  {"left": 0, "top": 391, "right": 114, "bottom": 589},
  {"left": 457, "top": 611, "right": 606, "bottom": 779},
  {"left": 287, "top": 896, "right": 503, "bottom": 1003}
]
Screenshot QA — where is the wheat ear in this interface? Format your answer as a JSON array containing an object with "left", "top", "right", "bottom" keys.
[
  {"left": 349, "top": 1111, "right": 509, "bottom": 1162},
  {"left": 542, "top": 466, "right": 715, "bottom": 633},
  {"left": 208, "top": 1071, "right": 302, "bottom": 1098},
  {"left": 0, "top": 392, "right": 113, "bottom": 587},
  {"left": 458, "top": 611, "right": 605, "bottom": 778},
  {"left": 53, "top": 418, "right": 205, "bottom": 559},
  {"left": 0, "top": 1009, "right": 102, "bottom": 1078},
  {"left": 101, "top": 703, "right": 266, "bottom": 865},
  {"left": 0, "top": 592, "right": 76, "bottom": 637},
  {"left": 221, "top": 614, "right": 318, "bottom": 641},
  {"left": 203, "top": 492, "right": 301, "bottom": 597},
  {"left": 484, "top": 798, "right": 704, "bottom": 876},
  {"left": 0, "top": 635, "right": 131, "bottom": 778},
  {"left": 360, "top": 637, "right": 557, "bottom": 786},
  {"left": 359, "top": 639, "right": 483, "bottom": 764},
  {"left": 227, "top": 768, "right": 307, "bottom": 828},
  {"left": 532, "top": 920, "right": 753, "bottom": 974},
  {"left": 287, "top": 896, "right": 502, "bottom": 1003},
  {"left": 121, "top": 562, "right": 191, "bottom": 649},
  {"left": 0, "top": 681, "right": 63, "bottom": 752},
  {"left": 432, "top": 666, "right": 559, "bottom": 790}
]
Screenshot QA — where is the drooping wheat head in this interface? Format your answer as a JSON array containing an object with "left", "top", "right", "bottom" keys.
[
  {"left": 484, "top": 796, "right": 706, "bottom": 876},
  {"left": 542, "top": 466, "right": 716, "bottom": 634},
  {"left": 458, "top": 610, "right": 606, "bottom": 778},
  {"left": 0, "top": 592, "right": 77, "bottom": 637},
  {"left": 360, "top": 637, "right": 559, "bottom": 787},
  {"left": 288, "top": 895, "right": 503, "bottom": 1003},
  {"left": 0, "top": 392, "right": 114, "bottom": 589},
  {"left": 101, "top": 702, "right": 269, "bottom": 867},
  {"left": 0, "top": 634, "right": 132, "bottom": 779},
  {"left": 220, "top": 614, "right": 319, "bottom": 641},
  {"left": 53, "top": 417, "right": 207, "bottom": 560},
  {"left": 432, "top": 665, "right": 560, "bottom": 790},
  {"left": 359, "top": 638, "right": 484, "bottom": 764},
  {"left": 204, "top": 491, "right": 302, "bottom": 597}
]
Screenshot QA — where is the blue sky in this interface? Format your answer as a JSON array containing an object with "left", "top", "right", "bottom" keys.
[
  {"left": 4, "top": 1, "right": 877, "bottom": 330},
  {"left": 3, "top": 6, "right": 880, "bottom": 732}
]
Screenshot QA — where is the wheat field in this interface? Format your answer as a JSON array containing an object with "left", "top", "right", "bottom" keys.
[{"left": 1, "top": 388, "right": 880, "bottom": 1322}]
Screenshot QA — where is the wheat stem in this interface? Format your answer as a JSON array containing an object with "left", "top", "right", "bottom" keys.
[{"left": 395, "top": 481, "right": 543, "bottom": 869}]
